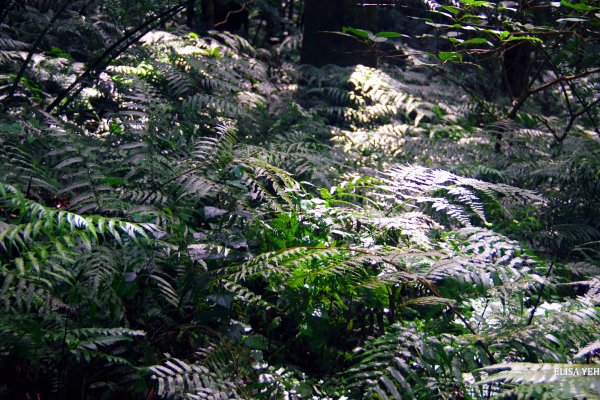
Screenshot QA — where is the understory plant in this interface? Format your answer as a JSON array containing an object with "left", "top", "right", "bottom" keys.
[{"left": 0, "top": 2, "right": 599, "bottom": 398}]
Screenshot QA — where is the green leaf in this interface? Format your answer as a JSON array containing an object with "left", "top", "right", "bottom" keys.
[
  {"left": 0, "top": 123, "right": 22, "bottom": 133},
  {"left": 460, "top": 37, "right": 491, "bottom": 46},
  {"left": 342, "top": 26, "right": 371, "bottom": 39},
  {"left": 560, "top": 0, "right": 599, "bottom": 11},
  {"left": 375, "top": 31, "right": 407, "bottom": 38},
  {"left": 244, "top": 335, "right": 269, "bottom": 350},
  {"left": 438, "top": 51, "right": 463, "bottom": 62},
  {"left": 441, "top": 5, "right": 462, "bottom": 15},
  {"left": 371, "top": 35, "right": 388, "bottom": 43},
  {"left": 102, "top": 177, "right": 125, "bottom": 187},
  {"left": 413, "top": 58, "right": 437, "bottom": 66},
  {"left": 431, "top": 10, "right": 456, "bottom": 19},
  {"left": 557, "top": 17, "right": 589, "bottom": 22},
  {"left": 505, "top": 35, "right": 543, "bottom": 43},
  {"left": 460, "top": 0, "right": 492, "bottom": 6}
]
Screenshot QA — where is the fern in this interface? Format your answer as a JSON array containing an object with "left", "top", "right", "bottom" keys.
[
  {"left": 1, "top": 5, "right": 598, "bottom": 398},
  {"left": 335, "top": 323, "right": 463, "bottom": 399},
  {"left": 575, "top": 340, "right": 600, "bottom": 359},
  {"left": 150, "top": 341, "right": 248, "bottom": 400},
  {"left": 477, "top": 362, "right": 600, "bottom": 399},
  {"left": 0, "top": 183, "right": 159, "bottom": 314}
]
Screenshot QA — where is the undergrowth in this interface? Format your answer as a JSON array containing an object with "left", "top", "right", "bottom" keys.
[{"left": 0, "top": 8, "right": 598, "bottom": 399}]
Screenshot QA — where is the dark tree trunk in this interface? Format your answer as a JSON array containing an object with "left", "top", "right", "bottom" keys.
[
  {"left": 301, "top": 0, "right": 377, "bottom": 67},
  {"left": 502, "top": 43, "right": 533, "bottom": 100},
  {"left": 202, "top": 0, "right": 215, "bottom": 30},
  {"left": 186, "top": 0, "right": 196, "bottom": 29},
  {"left": 287, "top": 0, "right": 294, "bottom": 21},
  {"left": 502, "top": 1, "right": 537, "bottom": 100}
]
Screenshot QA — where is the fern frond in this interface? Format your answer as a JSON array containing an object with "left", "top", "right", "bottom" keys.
[
  {"left": 150, "top": 357, "right": 242, "bottom": 399},
  {"left": 182, "top": 93, "right": 245, "bottom": 118},
  {"left": 337, "top": 323, "right": 462, "bottom": 399},
  {"left": 575, "top": 340, "right": 600, "bottom": 359},
  {"left": 234, "top": 157, "right": 302, "bottom": 209},
  {"left": 0, "top": 183, "right": 160, "bottom": 279},
  {"left": 477, "top": 362, "right": 600, "bottom": 399},
  {"left": 373, "top": 165, "right": 544, "bottom": 230}
]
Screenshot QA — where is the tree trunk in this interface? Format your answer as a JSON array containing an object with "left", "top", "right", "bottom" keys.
[
  {"left": 502, "top": 43, "right": 533, "bottom": 100},
  {"left": 202, "top": 0, "right": 215, "bottom": 30},
  {"left": 287, "top": 0, "right": 294, "bottom": 21},
  {"left": 301, "top": 0, "right": 377, "bottom": 67},
  {"left": 186, "top": 0, "right": 196, "bottom": 29}
]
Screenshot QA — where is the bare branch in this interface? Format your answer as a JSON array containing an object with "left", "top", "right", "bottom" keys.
[
  {"left": 6, "top": 0, "right": 72, "bottom": 103},
  {"left": 529, "top": 67, "right": 600, "bottom": 94}
]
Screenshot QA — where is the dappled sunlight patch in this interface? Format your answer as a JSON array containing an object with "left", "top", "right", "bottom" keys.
[
  {"left": 331, "top": 125, "right": 411, "bottom": 166},
  {"left": 140, "top": 30, "right": 178, "bottom": 45}
]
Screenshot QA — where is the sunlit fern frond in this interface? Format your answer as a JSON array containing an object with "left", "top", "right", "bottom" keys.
[
  {"left": 302, "top": 64, "right": 435, "bottom": 129},
  {"left": 149, "top": 356, "right": 244, "bottom": 399},
  {"left": 418, "top": 227, "right": 535, "bottom": 289},
  {"left": 56, "top": 327, "right": 146, "bottom": 365},
  {"left": 233, "top": 157, "right": 302, "bottom": 210},
  {"left": 477, "top": 362, "right": 600, "bottom": 400},
  {"left": 374, "top": 165, "right": 545, "bottom": 226},
  {"left": 237, "top": 129, "right": 340, "bottom": 184},
  {"left": 193, "top": 123, "right": 237, "bottom": 166},
  {"left": 182, "top": 93, "right": 245, "bottom": 119},
  {"left": 0, "top": 183, "right": 160, "bottom": 303},
  {"left": 0, "top": 33, "right": 29, "bottom": 60},
  {"left": 575, "top": 340, "right": 600, "bottom": 360},
  {"left": 336, "top": 323, "right": 462, "bottom": 399},
  {"left": 214, "top": 247, "right": 369, "bottom": 308},
  {"left": 491, "top": 298, "right": 599, "bottom": 363},
  {"left": 209, "top": 31, "right": 256, "bottom": 56}
]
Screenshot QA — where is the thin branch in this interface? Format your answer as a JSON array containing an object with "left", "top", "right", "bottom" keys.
[
  {"left": 417, "top": 276, "right": 498, "bottom": 364},
  {"left": 527, "top": 262, "right": 554, "bottom": 326},
  {"left": 557, "top": 77, "right": 573, "bottom": 116},
  {"left": 537, "top": 46, "right": 600, "bottom": 137},
  {"left": 214, "top": 0, "right": 251, "bottom": 28},
  {"left": 536, "top": 115, "right": 559, "bottom": 143},
  {"left": 366, "top": 247, "right": 498, "bottom": 363},
  {"left": 529, "top": 67, "right": 600, "bottom": 94},
  {"left": 54, "top": 15, "right": 177, "bottom": 114},
  {"left": 6, "top": 0, "right": 72, "bottom": 102},
  {"left": 574, "top": 96, "right": 600, "bottom": 119},
  {"left": 557, "top": 97, "right": 600, "bottom": 142},
  {"left": 46, "top": 1, "right": 188, "bottom": 113}
]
